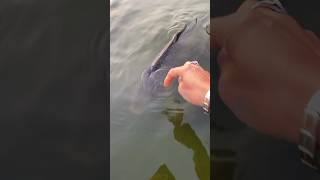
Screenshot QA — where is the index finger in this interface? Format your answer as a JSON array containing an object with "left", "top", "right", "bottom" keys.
[
  {"left": 212, "top": 16, "right": 234, "bottom": 48},
  {"left": 212, "top": 0, "right": 257, "bottom": 48},
  {"left": 163, "top": 66, "right": 186, "bottom": 87}
]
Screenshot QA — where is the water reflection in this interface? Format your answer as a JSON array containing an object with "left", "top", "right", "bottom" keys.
[
  {"left": 150, "top": 108, "right": 210, "bottom": 180},
  {"left": 150, "top": 164, "right": 176, "bottom": 180}
]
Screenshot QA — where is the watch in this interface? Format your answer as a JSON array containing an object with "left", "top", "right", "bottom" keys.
[
  {"left": 202, "top": 89, "right": 210, "bottom": 114},
  {"left": 299, "top": 90, "right": 320, "bottom": 171},
  {"left": 252, "top": 0, "right": 287, "bottom": 14}
]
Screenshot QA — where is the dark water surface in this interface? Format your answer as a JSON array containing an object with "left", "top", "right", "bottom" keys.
[
  {"left": 110, "top": 0, "right": 210, "bottom": 179},
  {"left": 0, "top": 0, "right": 107, "bottom": 179}
]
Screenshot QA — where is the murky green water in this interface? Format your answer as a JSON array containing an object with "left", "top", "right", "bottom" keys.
[{"left": 110, "top": 0, "right": 210, "bottom": 179}]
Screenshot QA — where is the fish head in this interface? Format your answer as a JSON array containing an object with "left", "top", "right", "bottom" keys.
[
  {"left": 129, "top": 13, "right": 210, "bottom": 114},
  {"left": 129, "top": 65, "right": 178, "bottom": 114}
]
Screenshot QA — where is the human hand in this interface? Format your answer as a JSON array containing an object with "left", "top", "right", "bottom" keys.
[
  {"left": 163, "top": 61, "right": 210, "bottom": 106},
  {"left": 213, "top": 0, "right": 320, "bottom": 143}
]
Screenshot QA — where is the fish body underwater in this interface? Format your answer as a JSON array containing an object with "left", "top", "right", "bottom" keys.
[{"left": 131, "top": 14, "right": 210, "bottom": 114}]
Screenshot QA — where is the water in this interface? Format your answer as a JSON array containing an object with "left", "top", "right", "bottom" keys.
[{"left": 110, "top": 0, "right": 210, "bottom": 179}]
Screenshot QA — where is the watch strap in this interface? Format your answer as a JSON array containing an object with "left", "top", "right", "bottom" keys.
[
  {"left": 299, "top": 90, "right": 320, "bottom": 171},
  {"left": 202, "top": 89, "right": 210, "bottom": 114}
]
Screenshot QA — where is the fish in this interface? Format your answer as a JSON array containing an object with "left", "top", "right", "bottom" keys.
[{"left": 131, "top": 14, "right": 210, "bottom": 114}]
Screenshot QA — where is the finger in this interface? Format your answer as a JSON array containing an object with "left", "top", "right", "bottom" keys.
[
  {"left": 305, "top": 30, "right": 320, "bottom": 46},
  {"left": 236, "top": 0, "right": 258, "bottom": 15},
  {"left": 306, "top": 29, "right": 319, "bottom": 40},
  {"left": 184, "top": 61, "right": 204, "bottom": 71},
  {"left": 184, "top": 61, "right": 192, "bottom": 66},
  {"left": 212, "top": 0, "right": 257, "bottom": 48},
  {"left": 305, "top": 30, "right": 319, "bottom": 40},
  {"left": 305, "top": 30, "right": 320, "bottom": 57},
  {"left": 211, "top": 16, "right": 235, "bottom": 48},
  {"left": 184, "top": 61, "right": 198, "bottom": 68},
  {"left": 252, "top": 5, "right": 318, "bottom": 54},
  {"left": 163, "top": 66, "right": 186, "bottom": 87}
]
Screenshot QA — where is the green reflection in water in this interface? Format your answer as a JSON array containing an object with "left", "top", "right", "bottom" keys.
[
  {"left": 150, "top": 107, "right": 210, "bottom": 180},
  {"left": 150, "top": 164, "right": 176, "bottom": 180}
]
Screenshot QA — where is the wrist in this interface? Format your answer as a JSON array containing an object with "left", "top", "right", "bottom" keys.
[{"left": 195, "top": 79, "right": 210, "bottom": 106}]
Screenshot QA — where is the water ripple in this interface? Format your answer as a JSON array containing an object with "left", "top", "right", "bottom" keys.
[{"left": 110, "top": 0, "right": 210, "bottom": 179}]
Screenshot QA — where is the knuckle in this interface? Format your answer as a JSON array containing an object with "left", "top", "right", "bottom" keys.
[
  {"left": 247, "top": 9, "right": 277, "bottom": 29},
  {"left": 168, "top": 68, "right": 177, "bottom": 76},
  {"left": 185, "top": 63, "right": 192, "bottom": 69},
  {"left": 193, "top": 65, "right": 202, "bottom": 71},
  {"left": 248, "top": 8, "right": 294, "bottom": 29},
  {"left": 167, "top": 69, "right": 174, "bottom": 75},
  {"left": 306, "top": 30, "right": 317, "bottom": 37},
  {"left": 247, "top": 8, "right": 267, "bottom": 22},
  {"left": 225, "top": 9, "right": 281, "bottom": 57}
]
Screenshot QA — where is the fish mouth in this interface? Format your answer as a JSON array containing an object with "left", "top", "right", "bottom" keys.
[
  {"left": 130, "top": 68, "right": 174, "bottom": 114},
  {"left": 138, "top": 65, "right": 178, "bottom": 106},
  {"left": 141, "top": 67, "right": 169, "bottom": 96}
]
